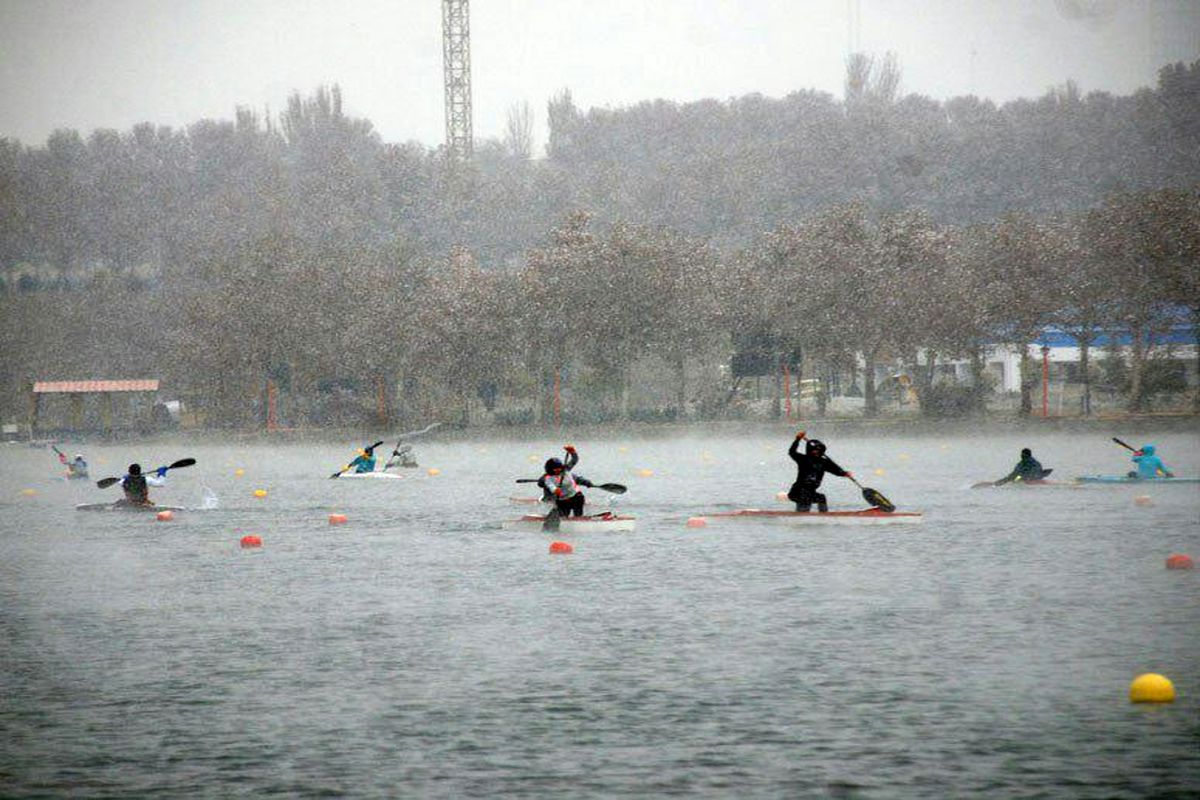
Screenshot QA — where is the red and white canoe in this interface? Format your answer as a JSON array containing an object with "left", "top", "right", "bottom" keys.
[
  {"left": 698, "top": 508, "right": 923, "bottom": 526},
  {"left": 501, "top": 511, "right": 637, "bottom": 532}
]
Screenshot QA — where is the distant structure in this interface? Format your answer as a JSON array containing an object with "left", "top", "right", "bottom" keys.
[{"left": 442, "top": 0, "right": 473, "bottom": 163}]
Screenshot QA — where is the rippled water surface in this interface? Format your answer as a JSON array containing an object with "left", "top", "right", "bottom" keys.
[{"left": 3, "top": 429, "right": 1198, "bottom": 797}]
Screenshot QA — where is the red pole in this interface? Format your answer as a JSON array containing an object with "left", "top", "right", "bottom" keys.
[
  {"left": 553, "top": 371, "right": 561, "bottom": 428},
  {"left": 782, "top": 362, "right": 793, "bottom": 421},
  {"left": 1041, "top": 345, "right": 1050, "bottom": 418}
]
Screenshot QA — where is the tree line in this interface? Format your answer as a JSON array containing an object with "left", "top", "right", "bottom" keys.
[{"left": 0, "top": 62, "right": 1196, "bottom": 428}]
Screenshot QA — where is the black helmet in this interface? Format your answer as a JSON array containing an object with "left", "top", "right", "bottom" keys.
[
  {"left": 128, "top": 463, "right": 142, "bottom": 475},
  {"left": 1021, "top": 448, "right": 1032, "bottom": 458},
  {"left": 805, "top": 439, "right": 826, "bottom": 456},
  {"left": 544, "top": 457, "right": 564, "bottom": 474}
]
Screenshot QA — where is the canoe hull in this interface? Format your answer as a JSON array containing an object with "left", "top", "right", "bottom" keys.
[
  {"left": 502, "top": 512, "right": 636, "bottom": 532},
  {"left": 76, "top": 503, "right": 186, "bottom": 513},
  {"left": 1074, "top": 475, "right": 1199, "bottom": 485},
  {"left": 700, "top": 508, "right": 923, "bottom": 525},
  {"left": 337, "top": 471, "right": 404, "bottom": 480}
]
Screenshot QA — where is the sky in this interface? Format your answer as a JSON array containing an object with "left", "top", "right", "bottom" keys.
[{"left": 1, "top": 0, "right": 1197, "bottom": 154}]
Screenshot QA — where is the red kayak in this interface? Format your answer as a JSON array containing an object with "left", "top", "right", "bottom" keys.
[{"left": 698, "top": 508, "right": 923, "bottom": 526}]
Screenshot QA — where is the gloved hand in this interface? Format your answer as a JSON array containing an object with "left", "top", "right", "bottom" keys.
[
  {"left": 796, "top": 430, "right": 806, "bottom": 440},
  {"left": 845, "top": 471, "right": 854, "bottom": 479},
  {"left": 564, "top": 444, "right": 576, "bottom": 454},
  {"left": 156, "top": 466, "right": 168, "bottom": 477}
]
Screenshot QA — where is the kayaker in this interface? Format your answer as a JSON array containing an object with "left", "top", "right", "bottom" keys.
[
  {"left": 59, "top": 451, "right": 88, "bottom": 478},
  {"left": 787, "top": 431, "right": 852, "bottom": 513},
  {"left": 994, "top": 448, "right": 1049, "bottom": 485},
  {"left": 346, "top": 445, "right": 377, "bottom": 474},
  {"left": 1129, "top": 444, "right": 1174, "bottom": 479},
  {"left": 537, "top": 445, "right": 594, "bottom": 517},
  {"left": 120, "top": 464, "right": 152, "bottom": 506}
]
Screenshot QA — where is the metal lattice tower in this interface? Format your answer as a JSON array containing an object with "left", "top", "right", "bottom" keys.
[{"left": 442, "top": 0, "right": 473, "bottom": 163}]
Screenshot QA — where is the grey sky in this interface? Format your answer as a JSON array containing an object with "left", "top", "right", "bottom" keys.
[{"left": 1, "top": 0, "right": 1196, "bottom": 152}]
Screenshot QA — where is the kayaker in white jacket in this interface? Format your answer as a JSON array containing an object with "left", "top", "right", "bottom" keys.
[{"left": 537, "top": 445, "right": 594, "bottom": 518}]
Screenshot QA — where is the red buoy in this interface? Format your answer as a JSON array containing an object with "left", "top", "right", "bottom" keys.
[
  {"left": 549, "top": 541, "right": 573, "bottom": 554},
  {"left": 1166, "top": 553, "right": 1194, "bottom": 570},
  {"left": 686, "top": 516, "right": 708, "bottom": 528},
  {"left": 328, "top": 513, "right": 348, "bottom": 526},
  {"left": 155, "top": 510, "right": 174, "bottom": 522},
  {"left": 240, "top": 535, "right": 263, "bottom": 549}
]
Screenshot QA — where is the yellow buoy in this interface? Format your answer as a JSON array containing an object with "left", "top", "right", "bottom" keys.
[
  {"left": 637, "top": 468, "right": 654, "bottom": 478},
  {"left": 873, "top": 468, "right": 886, "bottom": 477},
  {"left": 898, "top": 453, "right": 911, "bottom": 461},
  {"left": 253, "top": 489, "right": 268, "bottom": 498},
  {"left": 427, "top": 468, "right": 441, "bottom": 476},
  {"left": 527, "top": 454, "right": 539, "bottom": 462},
  {"left": 618, "top": 446, "right": 629, "bottom": 454},
  {"left": 234, "top": 468, "right": 245, "bottom": 477},
  {"left": 1129, "top": 673, "right": 1175, "bottom": 703},
  {"left": 20, "top": 488, "right": 36, "bottom": 497}
]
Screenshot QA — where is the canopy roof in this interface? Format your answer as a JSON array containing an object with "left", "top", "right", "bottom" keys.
[{"left": 33, "top": 380, "right": 159, "bottom": 394}]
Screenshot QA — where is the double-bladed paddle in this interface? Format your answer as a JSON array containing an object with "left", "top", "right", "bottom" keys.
[
  {"left": 515, "top": 478, "right": 627, "bottom": 494},
  {"left": 96, "top": 458, "right": 196, "bottom": 489},
  {"left": 330, "top": 441, "right": 384, "bottom": 478}
]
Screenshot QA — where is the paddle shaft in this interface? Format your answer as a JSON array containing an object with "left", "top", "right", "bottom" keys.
[
  {"left": 516, "top": 478, "right": 626, "bottom": 494},
  {"left": 97, "top": 458, "right": 195, "bottom": 489},
  {"left": 1112, "top": 437, "right": 1139, "bottom": 453}
]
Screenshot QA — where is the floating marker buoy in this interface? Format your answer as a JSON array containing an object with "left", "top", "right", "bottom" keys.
[
  {"left": 234, "top": 468, "right": 245, "bottom": 477},
  {"left": 155, "top": 510, "right": 174, "bottom": 522},
  {"left": 20, "top": 488, "right": 36, "bottom": 497},
  {"left": 898, "top": 453, "right": 911, "bottom": 461},
  {"left": 527, "top": 455, "right": 539, "bottom": 462},
  {"left": 775, "top": 491, "right": 788, "bottom": 502},
  {"left": 253, "top": 489, "right": 268, "bottom": 498},
  {"left": 240, "top": 535, "right": 262, "bottom": 549},
  {"left": 549, "top": 541, "right": 573, "bottom": 554},
  {"left": 1134, "top": 495, "right": 1153, "bottom": 506},
  {"left": 874, "top": 468, "right": 886, "bottom": 477},
  {"left": 427, "top": 468, "right": 440, "bottom": 476},
  {"left": 618, "top": 446, "right": 629, "bottom": 454},
  {"left": 686, "top": 517, "right": 708, "bottom": 528},
  {"left": 637, "top": 469, "right": 654, "bottom": 477},
  {"left": 1129, "top": 673, "right": 1175, "bottom": 703},
  {"left": 328, "top": 513, "right": 348, "bottom": 526},
  {"left": 1166, "top": 553, "right": 1194, "bottom": 570}
]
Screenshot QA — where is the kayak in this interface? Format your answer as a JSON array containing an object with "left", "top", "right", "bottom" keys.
[
  {"left": 698, "top": 508, "right": 923, "bottom": 525},
  {"left": 501, "top": 511, "right": 637, "bottom": 532},
  {"left": 971, "top": 479, "right": 1083, "bottom": 489},
  {"left": 1074, "top": 475, "right": 1200, "bottom": 484},
  {"left": 337, "top": 471, "right": 404, "bottom": 480},
  {"left": 76, "top": 502, "right": 186, "bottom": 513}
]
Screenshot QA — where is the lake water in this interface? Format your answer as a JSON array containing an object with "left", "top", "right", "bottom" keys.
[{"left": 2, "top": 429, "right": 1198, "bottom": 797}]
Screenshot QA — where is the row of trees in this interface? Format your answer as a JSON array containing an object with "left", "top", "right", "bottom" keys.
[
  {"left": 2, "top": 62, "right": 1198, "bottom": 281},
  {"left": 2, "top": 188, "right": 1194, "bottom": 428}
]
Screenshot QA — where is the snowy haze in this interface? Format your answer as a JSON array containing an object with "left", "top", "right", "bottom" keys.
[{"left": 1, "top": 0, "right": 1197, "bottom": 152}]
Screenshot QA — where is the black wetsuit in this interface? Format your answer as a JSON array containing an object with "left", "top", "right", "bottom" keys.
[
  {"left": 787, "top": 439, "right": 848, "bottom": 512},
  {"left": 121, "top": 473, "right": 150, "bottom": 505},
  {"left": 995, "top": 455, "right": 1047, "bottom": 485}
]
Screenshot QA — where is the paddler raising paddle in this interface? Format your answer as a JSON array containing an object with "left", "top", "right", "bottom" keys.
[
  {"left": 787, "top": 431, "right": 853, "bottom": 513},
  {"left": 994, "top": 448, "right": 1050, "bottom": 486},
  {"left": 538, "top": 445, "right": 595, "bottom": 518},
  {"left": 1128, "top": 444, "right": 1174, "bottom": 479}
]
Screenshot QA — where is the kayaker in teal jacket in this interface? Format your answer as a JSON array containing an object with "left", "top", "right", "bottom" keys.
[
  {"left": 347, "top": 446, "right": 377, "bottom": 474},
  {"left": 995, "top": 448, "right": 1050, "bottom": 485},
  {"left": 1129, "top": 444, "right": 1173, "bottom": 479}
]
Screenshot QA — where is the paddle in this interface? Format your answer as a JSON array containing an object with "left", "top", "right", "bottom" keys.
[
  {"left": 51, "top": 444, "right": 67, "bottom": 464},
  {"left": 972, "top": 467, "right": 1054, "bottom": 489},
  {"left": 1112, "top": 437, "right": 1138, "bottom": 453},
  {"left": 330, "top": 440, "right": 384, "bottom": 478},
  {"left": 96, "top": 458, "right": 196, "bottom": 489},
  {"left": 515, "top": 478, "right": 627, "bottom": 494}
]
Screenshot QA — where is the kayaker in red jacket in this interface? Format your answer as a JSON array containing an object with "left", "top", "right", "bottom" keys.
[
  {"left": 787, "top": 431, "right": 852, "bottom": 513},
  {"left": 537, "top": 445, "right": 594, "bottom": 517}
]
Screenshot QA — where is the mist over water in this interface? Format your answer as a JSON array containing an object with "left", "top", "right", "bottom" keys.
[{"left": 3, "top": 429, "right": 1197, "bottom": 796}]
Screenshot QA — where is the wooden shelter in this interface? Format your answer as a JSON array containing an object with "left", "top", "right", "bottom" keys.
[{"left": 30, "top": 379, "right": 160, "bottom": 435}]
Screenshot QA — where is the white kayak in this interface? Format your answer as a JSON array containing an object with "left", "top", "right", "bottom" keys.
[
  {"left": 698, "top": 508, "right": 923, "bottom": 526},
  {"left": 337, "top": 471, "right": 404, "bottom": 480},
  {"left": 501, "top": 511, "right": 637, "bottom": 532}
]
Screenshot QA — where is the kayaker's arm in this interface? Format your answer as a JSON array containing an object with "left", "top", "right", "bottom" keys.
[
  {"left": 563, "top": 445, "right": 579, "bottom": 471},
  {"left": 824, "top": 457, "right": 849, "bottom": 479},
  {"left": 994, "top": 465, "right": 1020, "bottom": 486},
  {"left": 576, "top": 475, "right": 594, "bottom": 488},
  {"left": 788, "top": 436, "right": 803, "bottom": 463}
]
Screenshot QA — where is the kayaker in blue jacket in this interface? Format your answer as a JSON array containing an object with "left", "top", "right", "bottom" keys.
[
  {"left": 537, "top": 445, "right": 594, "bottom": 517},
  {"left": 787, "top": 431, "right": 852, "bottom": 513},
  {"left": 995, "top": 448, "right": 1050, "bottom": 485},
  {"left": 1129, "top": 444, "right": 1173, "bottom": 479},
  {"left": 347, "top": 445, "right": 378, "bottom": 474}
]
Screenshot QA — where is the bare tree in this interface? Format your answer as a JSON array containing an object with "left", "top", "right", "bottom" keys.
[{"left": 504, "top": 101, "right": 534, "bottom": 160}]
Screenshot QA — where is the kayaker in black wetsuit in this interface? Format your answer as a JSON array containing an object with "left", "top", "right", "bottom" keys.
[
  {"left": 121, "top": 463, "right": 151, "bottom": 506},
  {"left": 537, "top": 445, "right": 594, "bottom": 517},
  {"left": 994, "top": 448, "right": 1049, "bottom": 486},
  {"left": 787, "top": 431, "right": 852, "bottom": 513}
]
